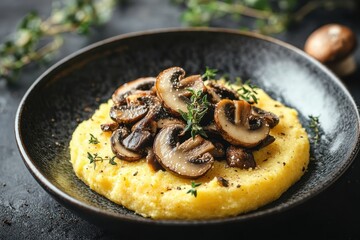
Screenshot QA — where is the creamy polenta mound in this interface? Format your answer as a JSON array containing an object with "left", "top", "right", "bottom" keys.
[{"left": 70, "top": 67, "right": 310, "bottom": 220}]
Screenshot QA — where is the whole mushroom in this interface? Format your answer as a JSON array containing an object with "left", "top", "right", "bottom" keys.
[{"left": 304, "top": 23, "right": 357, "bottom": 77}]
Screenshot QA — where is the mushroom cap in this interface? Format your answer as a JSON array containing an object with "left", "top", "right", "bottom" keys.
[
  {"left": 111, "top": 129, "right": 143, "bottom": 161},
  {"left": 112, "top": 77, "right": 156, "bottom": 104},
  {"left": 304, "top": 24, "right": 357, "bottom": 63},
  {"left": 153, "top": 124, "right": 215, "bottom": 179},
  {"left": 155, "top": 67, "right": 206, "bottom": 115},
  {"left": 214, "top": 99, "right": 270, "bottom": 148}
]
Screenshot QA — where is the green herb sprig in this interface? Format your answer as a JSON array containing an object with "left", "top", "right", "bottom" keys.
[
  {"left": 89, "top": 133, "right": 100, "bottom": 144},
  {"left": 186, "top": 181, "right": 201, "bottom": 197},
  {"left": 179, "top": 88, "right": 210, "bottom": 139},
  {"left": 308, "top": 115, "right": 320, "bottom": 144},
  {"left": 0, "top": 0, "right": 118, "bottom": 83},
  {"left": 173, "top": 0, "right": 357, "bottom": 35},
  {"left": 87, "top": 152, "right": 117, "bottom": 169},
  {"left": 235, "top": 78, "right": 259, "bottom": 104},
  {"left": 202, "top": 66, "right": 218, "bottom": 80}
]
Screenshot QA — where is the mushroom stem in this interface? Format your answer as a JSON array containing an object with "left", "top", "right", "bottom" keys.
[{"left": 327, "top": 55, "right": 356, "bottom": 77}]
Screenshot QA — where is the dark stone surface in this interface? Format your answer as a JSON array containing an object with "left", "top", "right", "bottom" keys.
[{"left": 1, "top": 1, "right": 360, "bottom": 239}]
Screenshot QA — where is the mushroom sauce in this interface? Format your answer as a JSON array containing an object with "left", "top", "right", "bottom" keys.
[{"left": 69, "top": 67, "right": 310, "bottom": 219}]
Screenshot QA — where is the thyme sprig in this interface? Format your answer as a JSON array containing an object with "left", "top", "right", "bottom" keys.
[
  {"left": 202, "top": 66, "right": 218, "bottom": 80},
  {"left": 235, "top": 78, "right": 259, "bottom": 104},
  {"left": 179, "top": 88, "right": 210, "bottom": 139},
  {"left": 87, "top": 152, "right": 117, "bottom": 169},
  {"left": 308, "top": 115, "right": 320, "bottom": 144},
  {"left": 173, "top": 0, "right": 357, "bottom": 35},
  {"left": 0, "top": 0, "right": 118, "bottom": 83},
  {"left": 89, "top": 133, "right": 100, "bottom": 144},
  {"left": 186, "top": 181, "right": 201, "bottom": 197}
]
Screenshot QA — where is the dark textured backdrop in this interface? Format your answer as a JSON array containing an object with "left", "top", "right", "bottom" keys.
[{"left": 1, "top": 1, "right": 360, "bottom": 239}]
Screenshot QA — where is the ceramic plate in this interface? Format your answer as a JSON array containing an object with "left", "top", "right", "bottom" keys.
[{"left": 15, "top": 28, "right": 360, "bottom": 228}]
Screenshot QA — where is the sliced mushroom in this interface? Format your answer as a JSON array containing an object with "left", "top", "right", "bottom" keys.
[
  {"left": 146, "top": 147, "right": 164, "bottom": 172},
  {"left": 206, "top": 80, "right": 239, "bottom": 103},
  {"left": 208, "top": 141, "right": 226, "bottom": 159},
  {"left": 155, "top": 67, "right": 206, "bottom": 115},
  {"left": 112, "top": 77, "right": 156, "bottom": 104},
  {"left": 226, "top": 145, "right": 256, "bottom": 169},
  {"left": 153, "top": 124, "right": 215, "bottom": 179},
  {"left": 157, "top": 118, "right": 185, "bottom": 129},
  {"left": 122, "top": 129, "right": 152, "bottom": 152},
  {"left": 251, "top": 106, "right": 279, "bottom": 128},
  {"left": 100, "top": 121, "right": 119, "bottom": 132},
  {"left": 121, "top": 95, "right": 163, "bottom": 151},
  {"left": 110, "top": 104, "right": 148, "bottom": 124},
  {"left": 111, "top": 129, "right": 143, "bottom": 161},
  {"left": 125, "top": 91, "right": 154, "bottom": 106},
  {"left": 203, "top": 121, "right": 219, "bottom": 135},
  {"left": 251, "top": 135, "right": 275, "bottom": 151},
  {"left": 214, "top": 99, "right": 270, "bottom": 148},
  {"left": 131, "top": 117, "right": 158, "bottom": 136}
]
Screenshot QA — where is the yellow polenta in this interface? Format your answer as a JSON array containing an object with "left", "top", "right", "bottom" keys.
[{"left": 69, "top": 88, "right": 310, "bottom": 220}]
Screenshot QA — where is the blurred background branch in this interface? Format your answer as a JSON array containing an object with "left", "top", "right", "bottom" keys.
[
  {"left": 173, "top": 0, "right": 358, "bottom": 34},
  {"left": 0, "top": 0, "right": 118, "bottom": 83},
  {"left": 0, "top": 0, "right": 358, "bottom": 84}
]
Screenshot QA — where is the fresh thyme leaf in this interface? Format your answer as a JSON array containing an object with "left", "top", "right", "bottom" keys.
[
  {"left": 87, "top": 152, "right": 117, "bottom": 169},
  {"left": 109, "top": 156, "right": 117, "bottom": 165},
  {"left": 89, "top": 133, "right": 100, "bottom": 144},
  {"left": 173, "top": 0, "right": 356, "bottom": 35},
  {"left": 179, "top": 88, "right": 209, "bottom": 139},
  {"left": 87, "top": 152, "right": 96, "bottom": 163},
  {"left": 236, "top": 79, "right": 259, "bottom": 104},
  {"left": 308, "top": 115, "right": 320, "bottom": 144},
  {"left": 186, "top": 181, "right": 202, "bottom": 197},
  {"left": 0, "top": 0, "right": 118, "bottom": 83},
  {"left": 202, "top": 66, "right": 218, "bottom": 81}
]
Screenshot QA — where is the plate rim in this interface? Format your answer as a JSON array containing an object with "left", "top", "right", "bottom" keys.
[{"left": 14, "top": 27, "right": 360, "bottom": 225}]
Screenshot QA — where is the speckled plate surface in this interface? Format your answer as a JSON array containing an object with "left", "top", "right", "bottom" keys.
[{"left": 15, "top": 28, "right": 360, "bottom": 227}]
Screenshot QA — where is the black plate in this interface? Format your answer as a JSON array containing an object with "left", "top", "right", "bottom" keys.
[{"left": 15, "top": 28, "right": 360, "bottom": 228}]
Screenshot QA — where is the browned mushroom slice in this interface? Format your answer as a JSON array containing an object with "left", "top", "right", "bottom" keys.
[
  {"left": 111, "top": 129, "right": 143, "bottom": 161},
  {"left": 153, "top": 124, "right": 215, "bottom": 179},
  {"left": 146, "top": 147, "right": 164, "bottom": 172},
  {"left": 110, "top": 104, "right": 148, "bottom": 124},
  {"left": 251, "top": 106, "right": 279, "bottom": 128},
  {"left": 203, "top": 121, "right": 219, "bottom": 135},
  {"left": 251, "top": 135, "right": 275, "bottom": 151},
  {"left": 157, "top": 118, "right": 185, "bottom": 129},
  {"left": 214, "top": 99, "right": 270, "bottom": 148},
  {"left": 112, "top": 77, "right": 156, "bottom": 104},
  {"left": 132, "top": 117, "right": 158, "bottom": 136},
  {"left": 122, "top": 129, "right": 152, "bottom": 152},
  {"left": 208, "top": 141, "right": 226, "bottom": 159},
  {"left": 125, "top": 91, "right": 153, "bottom": 106},
  {"left": 206, "top": 81, "right": 239, "bottom": 103},
  {"left": 155, "top": 67, "right": 206, "bottom": 115},
  {"left": 100, "top": 121, "right": 119, "bottom": 132},
  {"left": 226, "top": 145, "right": 256, "bottom": 169}
]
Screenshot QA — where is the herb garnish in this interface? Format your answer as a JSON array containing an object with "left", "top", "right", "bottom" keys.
[
  {"left": 235, "top": 78, "right": 259, "bottom": 104},
  {"left": 179, "top": 88, "right": 210, "bottom": 139},
  {"left": 89, "top": 133, "right": 100, "bottom": 144},
  {"left": 174, "top": 0, "right": 355, "bottom": 35},
  {"left": 202, "top": 66, "right": 218, "bottom": 81},
  {"left": 87, "top": 152, "right": 117, "bottom": 169},
  {"left": 308, "top": 115, "right": 320, "bottom": 144},
  {"left": 0, "top": 0, "right": 117, "bottom": 83},
  {"left": 187, "top": 181, "right": 201, "bottom": 197}
]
